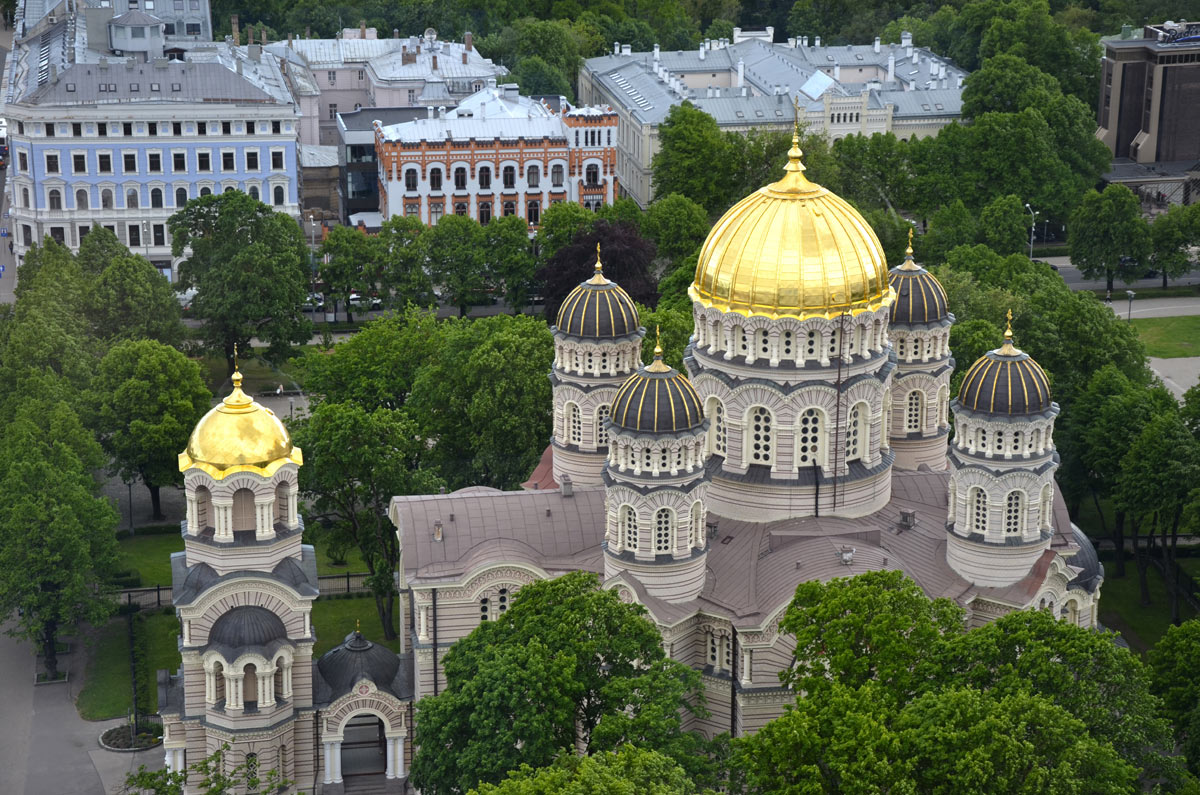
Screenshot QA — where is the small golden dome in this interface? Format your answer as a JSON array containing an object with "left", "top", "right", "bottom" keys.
[
  {"left": 690, "top": 132, "right": 892, "bottom": 320},
  {"left": 179, "top": 370, "right": 302, "bottom": 479}
]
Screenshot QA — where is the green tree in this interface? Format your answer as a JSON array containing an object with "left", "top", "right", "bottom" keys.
[
  {"left": 86, "top": 255, "right": 185, "bottom": 347},
  {"left": 407, "top": 314, "right": 554, "bottom": 490},
  {"left": 642, "top": 193, "right": 710, "bottom": 265},
  {"left": 1150, "top": 203, "right": 1199, "bottom": 290},
  {"left": 302, "top": 308, "right": 443, "bottom": 410},
  {"left": 472, "top": 745, "right": 708, "bottom": 795},
  {"left": 978, "top": 194, "right": 1030, "bottom": 255},
  {"left": 0, "top": 401, "right": 119, "bottom": 678},
  {"left": 728, "top": 126, "right": 838, "bottom": 210},
  {"left": 377, "top": 214, "right": 435, "bottom": 307},
  {"left": 942, "top": 608, "right": 1182, "bottom": 786},
  {"left": 1149, "top": 618, "right": 1200, "bottom": 773},
  {"left": 421, "top": 214, "right": 487, "bottom": 316},
  {"left": 921, "top": 200, "right": 977, "bottom": 265},
  {"left": 829, "top": 132, "right": 910, "bottom": 211},
  {"left": 512, "top": 55, "right": 573, "bottom": 97},
  {"left": 779, "top": 569, "right": 965, "bottom": 704},
  {"left": 77, "top": 225, "right": 136, "bottom": 276},
  {"left": 87, "top": 340, "right": 211, "bottom": 520},
  {"left": 656, "top": 255, "right": 698, "bottom": 314},
  {"left": 291, "top": 401, "right": 443, "bottom": 638},
  {"left": 962, "top": 53, "right": 1061, "bottom": 119},
  {"left": 169, "top": 191, "right": 312, "bottom": 371},
  {"left": 652, "top": 102, "right": 731, "bottom": 215},
  {"left": 411, "top": 572, "right": 713, "bottom": 795},
  {"left": 1069, "top": 184, "right": 1150, "bottom": 292},
  {"left": 482, "top": 213, "right": 537, "bottom": 311},
  {"left": 535, "top": 201, "right": 595, "bottom": 267},
  {"left": 14, "top": 237, "right": 79, "bottom": 302},
  {"left": 595, "top": 197, "right": 645, "bottom": 233},
  {"left": 320, "top": 223, "right": 382, "bottom": 322},
  {"left": 636, "top": 303, "right": 692, "bottom": 371},
  {"left": 122, "top": 743, "right": 289, "bottom": 795}
]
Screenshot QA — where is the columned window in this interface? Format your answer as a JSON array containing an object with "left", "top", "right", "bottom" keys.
[
  {"left": 969, "top": 487, "right": 987, "bottom": 534},
  {"left": 595, "top": 405, "right": 611, "bottom": 447},
  {"left": 797, "top": 408, "right": 823, "bottom": 467},
  {"left": 690, "top": 501, "right": 704, "bottom": 548},
  {"left": 567, "top": 402, "right": 582, "bottom": 445},
  {"left": 1040, "top": 483, "right": 1053, "bottom": 529},
  {"left": 621, "top": 505, "right": 638, "bottom": 552},
  {"left": 706, "top": 397, "right": 726, "bottom": 456},
  {"left": 937, "top": 385, "right": 949, "bottom": 427},
  {"left": 906, "top": 390, "right": 923, "bottom": 432},
  {"left": 881, "top": 391, "right": 891, "bottom": 448},
  {"left": 846, "top": 402, "right": 866, "bottom": 463},
  {"left": 654, "top": 508, "right": 673, "bottom": 553}
]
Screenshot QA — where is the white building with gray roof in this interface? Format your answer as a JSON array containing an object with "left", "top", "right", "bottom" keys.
[
  {"left": 579, "top": 28, "right": 968, "bottom": 206},
  {"left": 3, "top": 0, "right": 301, "bottom": 278}
]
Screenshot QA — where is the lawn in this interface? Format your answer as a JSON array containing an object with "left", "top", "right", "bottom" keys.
[
  {"left": 1130, "top": 316, "right": 1200, "bottom": 359},
  {"left": 1097, "top": 561, "right": 1197, "bottom": 655},
  {"left": 312, "top": 596, "right": 400, "bottom": 656},
  {"left": 118, "top": 533, "right": 184, "bottom": 587},
  {"left": 117, "top": 530, "right": 367, "bottom": 583},
  {"left": 76, "top": 612, "right": 181, "bottom": 720}
]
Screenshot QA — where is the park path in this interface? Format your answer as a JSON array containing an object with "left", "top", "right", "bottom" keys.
[{"left": 0, "top": 620, "right": 163, "bottom": 795}]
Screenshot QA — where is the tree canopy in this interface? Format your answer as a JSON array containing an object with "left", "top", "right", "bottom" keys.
[{"left": 1069, "top": 184, "right": 1151, "bottom": 291}]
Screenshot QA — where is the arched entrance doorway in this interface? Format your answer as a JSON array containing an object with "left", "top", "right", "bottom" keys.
[{"left": 340, "top": 714, "right": 387, "bottom": 792}]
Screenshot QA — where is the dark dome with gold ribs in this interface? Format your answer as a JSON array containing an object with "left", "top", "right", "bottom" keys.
[
  {"left": 555, "top": 245, "right": 639, "bottom": 339},
  {"left": 610, "top": 344, "right": 704, "bottom": 434},
  {"left": 889, "top": 232, "right": 949, "bottom": 325},
  {"left": 957, "top": 318, "right": 1052, "bottom": 415}
]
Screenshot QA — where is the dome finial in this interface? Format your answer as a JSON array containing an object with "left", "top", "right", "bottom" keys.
[
  {"left": 784, "top": 95, "right": 807, "bottom": 176},
  {"left": 647, "top": 325, "right": 671, "bottom": 373},
  {"left": 232, "top": 343, "right": 242, "bottom": 389},
  {"left": 897, "top": 227, "right": 921, "bottom": 271},
  {"left": 587, "top": 241, "right": 608, "bottom": 284},
  {"left": 998, "top": 309, "right": 1020, "bottom": 356}
]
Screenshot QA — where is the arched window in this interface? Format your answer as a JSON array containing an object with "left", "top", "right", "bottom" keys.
[
  {"left": 585, "top": 164, "right": 599, "bottom": 185},
  {"left": 527, "top": 200, "right": 540, "bottom": 226},
  {"left": 194, "top": 485, "right": 212, "bottom": 531},
  {"left": 797, "top": 408, "right": 823, "bottom": 467},
  {"left": 621, "top": 505, "right": 638, "bottom": 552},
  {"left": 21, "top": 187, "right": 29, "bottom": 208},
  {"left": 243, "top": 663, "right": 258, "bottom": 704},
  {"left": 748, "top": 406, "right": 773, "bottom": 465},
  {"left": 654, "top": 508, "right": 673, "bottom": 553},
  {"left": 429, "top": 167, "right": 443, "bottom": 191},
  {"left": 248, "top": 185, "right": 259, "bottom": 200},
  {"left": 1004, "top": 491, "right": 1024, "bottom": 535},
  {"left": 75, "top": 189, "right": 88, "bottom": 209},
  {"left": 454, "top": 202, "right": 468, "bottom": 216},
  {"left": 1040, "top": 483, "right": 1053, "bottom": 529},
  {"left": 454, "top": 167, "right": 467, "bottom": 190},
  {"left": 199, "top": 186, "right": 212, "bottom": 197},
  {"left": 231, "top": 488, "right": 256, "bottom": 532},
  {"left": 478, "top": 202, "right": 492, "bottom": 225},
  {"left": 707, "top": 397, "right": 726, "bottom": 456},
  {"left": 151, "top": 188, "right": 163, "bottom": 208},
  {"left": 478, "top": 166, "right": 491, "bottom": 189},
  {"left": 211, "top": 660, "right": 225, "bottom": 703},
  {"left": 126, "top": 188, "right": 139, "bottom": 208},
  {"left": 273, "top": 185, "right": 284, "bottom": 205},
  {"left": 527, "top": 165, "right": 540, "bottom": 188},
  {"left": 405, "top": 169, "right": 418, "bottom": 191},
  {"left": 969, "top": 487, "right": 987, "bottom": 534},
  {"left": 175, "top": 187, "right": 187, "bottom": 206},
  {"left": 245, "top": 753, "right": 258, "bottom": 780},
  {"left": 551, "top": 164, "right": 563, "bottom": 186},
  {"left": 274, "top": 482, "right": 289, "bottom": 525},
  {"left": 48, "top": 189, "right": 62, "bottom": 210},
  {"left": 755, "top": 328, "right": 770, "bottom": 358},
  {"left": 224, "top": 186, "right": 234, "bottom": 194},
  {"left": 566, "top": 403, "right": 582, "bottom": 445},
  {"left": 102, "top": 188, "right": 114, "bottom": 209},
  {"left": 690, "top": 501, "right": 704, "bottom": 548},
  {"left": 845, "top": 402, "right": 866, "bottom": 463},
  {"left": 906, "top": 390, "right": 923, "bottom": 432},
  {"left": 502, "top": 166, "right": 515, "bottom": 189},
  {"left": 881, "top": 391, "right": 892, "bottom": 448},
  {"left": 503, "top": 201, "right": 516, "bottom": 216},
  {"left": 595, "top": 405, "right": 611, "bottom": 447},
  {"left": 937, "top": 385, "right": 949, "bottom": 427}
]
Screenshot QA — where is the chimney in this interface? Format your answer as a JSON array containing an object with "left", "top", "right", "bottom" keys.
[
  {"left": 887, "top": 53, "right": 895, "bottom": 81},
  {"left": 833, "top": 63, "right": 840, "bottom": 80},
  {"left": 699, "top": 43, "right": 705, "bottom": 60},
  {"left": 231, "top": 14, "right": 240, "bottom": 46},
  {"left": 438, "top": 105, "right": 446, "bottom": 118},
  {"left": 802, "top": 35, "right": 808, "bottom": 47},
  {"left": 305, "top": 25, "right": 310, "bottom": 39},
  {"left": 261, "top": 27, "right": 267, "bottom": 45},
  {"left": 287, "top": 33, "right": 293, "bottom": 48},
  {"left": 561, "top": 474, "right": 573, "bottom": 497},
  {"left": 653, "top": 43, "right": 660, "bottom": 61},
  {"left": 766, "top": 25, "right": 774, "bottom": 40},
  {"left": 956, "top": 75, "right": 963, "bottom": 88},
  {"left": 236, "top": 59, "right": 242, "bottom": 75},
  {"left": 815, "top": 35, "right": 821, "bottom": 47},
  {"left": 360, "top": 20, "right": 366, "bottom": 39},
  {"left": 737, "top": 58, "right": 744, "bottom": 87},
  {"left": 614, "top": 41, "right": 620, "bottom": 55},
  {"left": 432, "top": 54, "right": 438, "bottom": 70},
  {"left": 433, "top": 520, "right": 443, "bottom": 542},
  {"left": 874, "top": 36, "right": 880, "bottom": 53},
  {"left": 427, "top": 105, "right": 434, "bottom": 118},
  {"left": 462, "top": 51, "right": 467, "bottom": 65},
  {"left": 248, "top": 44, "right": 261, "bottom": 62},
  {"left": 901, "top": 30, "right": 912, "bottom": 48},
  {"left": 621, "top": 44, "right": 632, "bottom": 55}
]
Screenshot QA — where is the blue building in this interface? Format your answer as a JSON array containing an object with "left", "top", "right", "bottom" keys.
[{"left": 3, "top": 0, "right": 300, "bottom": 279}]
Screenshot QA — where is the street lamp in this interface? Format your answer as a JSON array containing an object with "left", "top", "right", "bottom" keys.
[
  {"left": 1126, "top": 290, "right": 1136, "bottom": 322},
  {"left": 1024, "top": 203, "right": 1038, "bottom": 260}
]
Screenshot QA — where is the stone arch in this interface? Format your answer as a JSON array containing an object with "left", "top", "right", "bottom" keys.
[
  {"left": 231, "top": 488, "right": 256, "bottom": 532},
  {"left": 845, "top": 400, "right": 870, "bottom": 463},
  {"left": 243, "top": 662, "right": 259, "bottom": 704},
  {"left": 194, "top": 484, "right": 212, "bottom": 532}
]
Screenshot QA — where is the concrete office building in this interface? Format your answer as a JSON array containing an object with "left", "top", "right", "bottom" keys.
[
  {"left": 2, "top": 0, "right": 301, "bottom": 278},
  {"left": 579, "top": 28, "right": 967, "bottom": 206}
]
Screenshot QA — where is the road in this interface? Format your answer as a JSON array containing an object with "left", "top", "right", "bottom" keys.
[
  {"left": 1106, "top": 296, "right": 1200, "bottom": 319},
  {"left": 1040, "top": 256, "right": 1200, "bottom": 293}
]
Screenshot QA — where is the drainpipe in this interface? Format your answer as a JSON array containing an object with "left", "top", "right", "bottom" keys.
[{"left": 431, "top": 588, "right": 439, "bottom": 695}]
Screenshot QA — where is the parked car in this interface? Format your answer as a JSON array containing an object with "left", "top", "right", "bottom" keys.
[
  {"left": 302, "top": 292, "right": 324, "bottom": 311},
  {"left": 348, "top": 293, "right": 383, "bottom": 310}
]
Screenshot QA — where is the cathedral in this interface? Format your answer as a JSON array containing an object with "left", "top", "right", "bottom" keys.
[{"left": 158, "top": 130, "right": 1102, "bottom": 793}]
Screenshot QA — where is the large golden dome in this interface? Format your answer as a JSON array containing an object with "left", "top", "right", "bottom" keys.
[
  {"left": 690, "top": 133, "right": 892, "bottom": 319},
  {"left": 179, "top": 370, "right": 302, "bottom": 479}
]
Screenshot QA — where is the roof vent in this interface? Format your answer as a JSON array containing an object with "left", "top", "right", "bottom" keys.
[
  {"left": 433, "top": 520, "right": 443, "bottom": 542},
  {"left": 560, "top": 474, "right": 573, "bottom": 498},
  {"left": 899, "top": 509, "right": 917, "bottom": 530},
  {"left": 840, "top": 546, "right": 856, "bottom": 565}
]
